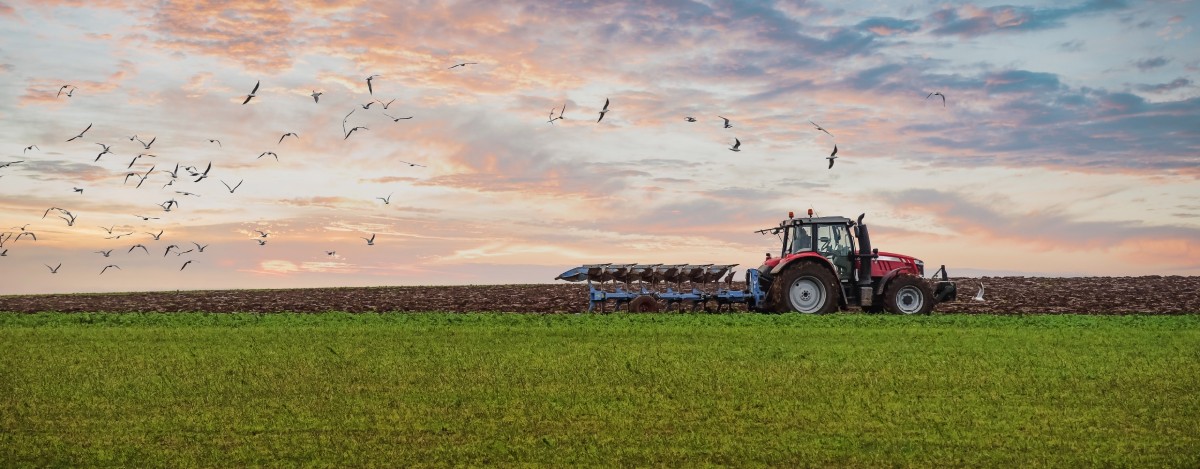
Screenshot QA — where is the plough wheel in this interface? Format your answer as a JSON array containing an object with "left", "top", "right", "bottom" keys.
[{"left": 629, "top": 295, "right": 660, "bottom": 313}]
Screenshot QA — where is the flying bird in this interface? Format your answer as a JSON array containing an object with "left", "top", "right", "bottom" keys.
[
  {"left": 137, "top": 136, "right": 156, "bottom": 149},
  {"left": 66, "top": 123, "right": 92, "bottom": 142},
  {"left": 729, "top": 138, "right": 741, "bottom": 152},
  {"left": 827, "top": 144, "right": 838, "bottom": 169},
  {"left": 376, "top": 98, "right": 396, "bottom": 109},
  {"left": 192, "top": 162, "right": 211, "bottom": 182},
  {"left": 311, "top": 90, "right": 322, "bottom": 103},
  {"left": 258, "top": 151, "right": 278, "bottom": 161},
  {"left": 57, "top": 85, "right": 76, "bottom": 97},
  {"left": 256, "top": 239, "right": 267, "bottom": 246},
  {"left": 810, "top": 121, "right": 833, "bottom": 137},
  {"left": 366, "top": 74, "right": 380, "bottom": 95},
  {"left": 360, "top": 101, "right": 374, "bottom": 110},
  {"left": 94, "top": 143, "right": 112, "bottom": 162},
  {"left": 973, "top": 283, "right": 985, "bottom": 301},
  {"left": 23, "top": 144, "right": 39, "bottom": 154},
  {"left": 325, "top": 251, "right": 336, "bottom": 256},
  {"left": 174, "top": 191, "right": 199, "bottom": 197},
  {"left": 134, "top": 215, "right": 159, "bottom": 221},
  {"left": 398, "top": 160, "right": 425, "bottom": 167},
  {"left": 362, "top": 233, "right": 376, "bottom": 246},
  {"left": 135, "top": 165, "right": 156, "bottom": 189},
  {"left": 164, "top": 244, "right": 180, "bottom": 256},
  {"left": 927, "top": 91, "right": 946, "bottom": 107},
  {"left": 383, "top": 113, "right": 413, "bottom": 122},
  {"left": 719, "top": 116, "right": 732, "bottom": 128},
  {"left": 73, "top": 187, "right": 83, "bottom": 194},
  {"left": 255, "top": 230, "right": 269, "bottom": 238},
  {"left": 129, "top": 244, "right": 149, "bottom": 254},
  {"left": 377, "top": 193, "right": 392, "bottom": 205},
  {"left": 100, "top": 265, "right": 120, "bottom": 275},
  {"left": 15, "top": 231, "right": 36, "bottom": 242},
  {"left": 0, "top": 160, "right": 23, "bottom": 169},
  {"left": 95, "top": 249, "right": 113, "bottom": 257},
  {"left": 222, "top": 179, "right": 243, "bottom": 193},
  {"left": 180, "top": 260, "right": 193, "bottom": 271},
  {"left": 278, "top": 132, "right": 298, "bottom": 144},
  {"left": 242, "top": 80, "right": 260, "bottom": 105},
  {"left": 685, "top": 117, "right": 696, "bottom": 122},
  {"left": 147, "top": 230, "right": 164, "bottom": 240},
  {"left": 597, "top": 98, "right": 610, "bottom": 123},
  {"left": 448, "top": 62, "right": 478, "bottom": 69},
  {"left": 207, "top": 139, "right": 221, "bottom": 147},
  {"left": 46, "top": 263, "right": 61, "bottom": 274},
  {"left": 192, "top": 242, "right": 208, "bottom": 252},
  {"left": 344, "top": 126, "right": 368, "bottom": 140}
]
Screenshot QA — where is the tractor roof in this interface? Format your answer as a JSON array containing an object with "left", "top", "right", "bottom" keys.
[{"left": 755, "top": 216, "right": 854, "bottom": 234}]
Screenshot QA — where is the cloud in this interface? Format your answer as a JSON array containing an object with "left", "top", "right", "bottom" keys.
[
  {"left": 0, "top": 2, "right": 14, "bottom": 17},
  {"left": 1058, "top": 39, "right": 1085, "bottom": 52},
  {"left": 856, "top": 17, "right": 921, "bottom": 36},
  {"left": 146, "top": 1, "right": 300, "bottom": 73},
  {"left": 1134, "top": 56, "right": 1170, "bottom": 71},
  {"left": 928, "top": 0, "right": 1127, "bottom": 38},
  {"left": 1136, "top": 77, "right": 1192, "bottom": 94}
]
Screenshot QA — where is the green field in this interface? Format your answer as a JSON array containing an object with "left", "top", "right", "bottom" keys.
[{"left": 2, "top": 313, "right": 1198, "bottom": 467}]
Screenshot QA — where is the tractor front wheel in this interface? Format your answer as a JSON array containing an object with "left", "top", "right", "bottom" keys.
[
  {"left": 769, "top": 262, "right": 839, "bottom": 314},
  {"left": 883, "top": 275, "right": 935, "bottom": 315}
]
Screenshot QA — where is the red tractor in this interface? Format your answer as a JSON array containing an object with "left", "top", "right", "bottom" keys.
[{"left": 745, "top": 212, "right": 957, "bottom": 314}]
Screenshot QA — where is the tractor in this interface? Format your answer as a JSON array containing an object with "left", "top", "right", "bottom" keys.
[{"left": 745, "top": 212, "right": 956, "bottom": 314}]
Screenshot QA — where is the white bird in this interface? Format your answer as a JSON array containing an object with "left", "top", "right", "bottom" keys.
[
  {"left": 448, "top": 62, "right": 478, "bottom": 69},
  {"left": 827, "top": 144, "right": 838, "bottom": 169},
  {"left": 973, "top": 283, "right": 985, "bottom": 301},
  {"left": 362, "top": 233, "right": 375, "bottom": 245},
  {"left": 719, "top": 116, "right": 732, "bottom": 128},
  {"left": 46, "top": 263, "right": 62, "bottom": 273},
  {"left": 278, "top": 132, "right": 298, "bottom": 144},
  {"left": 729, "top": 138, "right": 741, "bottom": 152},
  {"left": 377, "top": 193, "right": 392, "bottom": 204},
  {"left": 66, "top": 123, "right": 92, "bottom": 142},
  {"left": 222, "top": 179, "right": 243, "bottom": 193},
  {"left": 242, "top": 80, "right": 260, "bottom": 105},
  {"left": 597, "top": 98, "right": 610, "bottom": 123},
  {"left": 100, "top": 264, "right": 121, "bottom": 275},
  {"left": 927, "top": 91, "right": 946, "bottom": 107},
  {"left": 311, "top": 90, "right": 322, "bottom": 103},
  {"left": 810, "top": 121, "right": 833, "bottom": 137},
  {"left": 366, "top": 74, "right": 380, "bottom": 95},
  {"left": 180, "top": 260, "right": 193, "bottom": 271}
]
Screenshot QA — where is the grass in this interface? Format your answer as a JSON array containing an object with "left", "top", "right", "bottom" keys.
[{"left": 1, "top": 313, "right": 1198, "bottom": 467}]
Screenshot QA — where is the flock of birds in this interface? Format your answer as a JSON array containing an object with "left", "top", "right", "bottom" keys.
[{"left": 2, "top": 63, "right": 953, "bottom": 286}]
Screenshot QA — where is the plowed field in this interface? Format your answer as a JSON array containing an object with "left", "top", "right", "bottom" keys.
[{"left": 2, "top": 276, "right": 1197, "bottom": 314}]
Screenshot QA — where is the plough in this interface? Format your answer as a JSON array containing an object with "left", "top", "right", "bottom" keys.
[{"left": 554, "top": 263, "right": 762, "bottom": 312}]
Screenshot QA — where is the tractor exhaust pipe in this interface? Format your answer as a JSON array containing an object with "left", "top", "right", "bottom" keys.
[{"left": 855, "top": 213, "right": 875, "bottom": 306}]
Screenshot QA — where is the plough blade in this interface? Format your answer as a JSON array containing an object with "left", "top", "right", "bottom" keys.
[{"left": 555, "top": 263, "right": 751, "bottom": 313}]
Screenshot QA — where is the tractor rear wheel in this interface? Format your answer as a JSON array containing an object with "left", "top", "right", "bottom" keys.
[
  {"left": 628, "top": 295, "right": 660, "bottom": 313},
  {"left": 883, "top": 275, "right": 935, "bottom": 315},
  {"left": 768, "top": 262, "right": 839, "bottom": 314}
]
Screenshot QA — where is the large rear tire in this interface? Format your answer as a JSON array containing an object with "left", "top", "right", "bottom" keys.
[
  {"left": 883, "top": 275, "right": 935, "bottom": 315},
  {"left": 768, "top": 262, "right": 839, "bottom": 314}
]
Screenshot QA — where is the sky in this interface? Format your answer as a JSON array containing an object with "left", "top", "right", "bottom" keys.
[{"left": 0, "top": 0, "right": 1197, "bottom": 295}]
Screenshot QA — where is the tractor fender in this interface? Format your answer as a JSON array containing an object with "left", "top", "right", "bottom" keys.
[
  {"left": 769, "top": 253, "right": 846, "bottom": 307},
  {"left": 874, "top": 268, "right": 908, "bottom": 296}
]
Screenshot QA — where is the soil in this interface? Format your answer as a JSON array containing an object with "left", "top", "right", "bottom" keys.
[{"left": 1, "top": 276, "right": 1197, "bottom": 314}]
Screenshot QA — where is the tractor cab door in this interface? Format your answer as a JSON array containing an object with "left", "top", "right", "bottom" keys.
[{"left": 816, "top": 224, "right": 854, "bottom": 282}]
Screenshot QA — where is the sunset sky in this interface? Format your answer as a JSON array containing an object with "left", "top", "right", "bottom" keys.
[{"left": 1, "top": 0, "right": 1197, "bottom": 295}]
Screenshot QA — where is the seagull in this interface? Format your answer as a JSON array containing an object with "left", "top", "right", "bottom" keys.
[
  {"left": 136, "top": 165, "right": 156, "bottom": 188},
  {"left": 159, "top": 199, "right": 178, "bottom": 212},
  {"left": 366, "top": 74, "right": 380, "bottom": 95},
  {"left": 342, "top": 108, "right": 356, "bottom": 133},
  {"left": 729, "top": 138, "right": 741, "bottom": 152},
  {"left": 311, "top": 90, "right": 322, "bottom": 103},
  {"left": 46, "top": 263, "right": 61, "bottom": 273},
  {"left": 258, "top": 151, "right": 278, "bottom": 161},
  {"left": 128, "top": 244, "right": 149, "bottom": 254},
  {"left": 207, "top": 139, "right": 221, "bottom": 147},
  {"left": 362, "top": 233, "right": 375, "bottom": 245},
  {"left": 127, "top": 154, "right": 145, "bottom": 169},
  {"left": 383, "top": 113, "right": 413, "bottom": 122},
  {"left": 23, "top": 144, "right": 39, "bottom": 154},
  {"left": 57, "top": 85, "right": 75, "bottom": 97},
  {"left": 99, "top": 225, "right": 115, "bottom": 235},
  {"left": 398, "top": 160, "right": 425, "bottom": 168},
  {"left": 255, "top": 230, "right": 269, "bottom": 238},
  {"left": 242, "top": 80, "right": 260, "bottom": 105},
  {"left": 42, "top": 207, "right": 65, "bottom": 219},
  {"left": 180, "top": 260, "right": 193, "bottom": 271},
  {"left": 719, "top": 116, "right": 732, "bottom": 128},
  {"left": 256, "top": 239, "right": 267, "bottom": 246},
  {"left": 95, "top": 249, "right": 113, "bottom": 257},
  {"left": 361, "top": 101, "right": 374, "bottom": 110},
  {"left": 100, "top": 264, "right": 120, "bottom": 275},
  {"left": 66, "top": 123, "right": 92, "bottom": 142},
  {"left": 192, "top": 242, "right": 208, "bottom": 252},
  {"left": 147, "top": 230, "right": 163, "bottom": 240},
  {"left": 548, "top": 107, "right": 557, "bottom": 125},
  {"left": 174, "top": 191, "right": 199, "bottom": 197},
  {"left": 685, "top": 117, "right": 696, "bottom": 122},
  {"left": 376, "top": 98, "right": 396, "bottom": 109},
  {"left": 15, "top": 231, "right": 36, "bottom": 242},
  {"left": 278, "top": 132, "right": 298, "bottom": 144},
  {"left": 597, "top": 98, "right": 610, "bottom": 123},
  {"left": 448, "top": 62, "right": 478, "bottom": 69},
  {"left": 136, "top": 136, "right": 156, "bottom": 149},
  {"left": 134, "top": 215, "right": 159, "bottom": 221},
  {"left": 222, "top": 179, "right": 243, "bottom": 193},
  {"left": 810, "top": 121, "right": 833, "bottom": 137},
  {"left": 164, "top": 244, "right": 179, "bottom": 256},
  {"left": 192, "top": 162, "right": 211, "bottom": 182},
  {"left": 0, "top": 160, "right": 23, "bottom": 169},
  {"left": 344, "top": 126, "right": 368, "bottom": 140},
  {"left": 973, "top": 283, "right": 985, "bottom": 301},
  {"left": 377, "top": 193, "right": 392, "bottom": 204},
  {"left": 325, "top": 251, "right": 336, "bottom": 256},
  {"left": 94, "top": 143, "right": 112, "bottom": 162},
  {"left": 73, "top": 187, "right": 83, "bottom": 194},
  {"left": 105, "top": 232, "right": 133, "bottom": 240},
  {"left": 59, "top": 212, "right": 77, "bottom": 226},
  {"left": 927, "top": 91, "right": 946, "bottom": 107},
  {"left": 0, "top": 249, "right": 6, "bottom": 256},
  {"left": 827, "top": 144, "right": 838, "bottom": 169}
]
